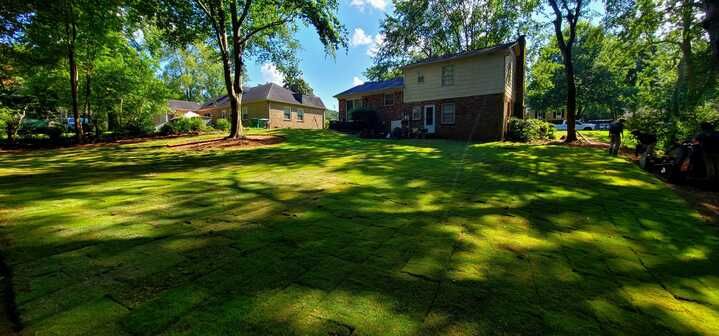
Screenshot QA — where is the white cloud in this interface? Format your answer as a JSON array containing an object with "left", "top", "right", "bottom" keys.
[
  {"left": 352, "top": 76, "right": 365, "bottom": 86},
  {"left": 351, "top": 28, "right": 373, "bottom": 47},
  {"left": 260, "top": 63, "right": 284, "bottom": 85},
  {"left": 350, "top": 0, "right": 387, "bottom": 12},
  {"left": 366, "top": 33, "right": 385, "bottom": 57}
]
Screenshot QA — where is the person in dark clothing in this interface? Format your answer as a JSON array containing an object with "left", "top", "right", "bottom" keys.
[
  {"left": 631, "top": 130, "right": 658, "bottom": 168},
  {"left": 608, "top": 119, "right": 625, "bottom": 156},
  {"left": 694, "top": 122, "right": 719, "bottom": 149},
  {"left": 631, "top": 130, "right": 658, "bottom": 156}
]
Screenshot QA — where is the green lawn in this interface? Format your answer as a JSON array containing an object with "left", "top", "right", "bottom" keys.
[{"left": 0, "top": 130, "right": 718, "bottom": 335}]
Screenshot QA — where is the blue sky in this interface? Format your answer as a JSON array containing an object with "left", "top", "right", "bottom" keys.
[{"left": 244, "top": 0, "right": 393, "bottom": 111}]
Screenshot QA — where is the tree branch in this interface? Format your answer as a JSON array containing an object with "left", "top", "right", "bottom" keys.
[
  {"left": 238, "top": 18, "right": 289, "bottom": 45},
  {"left": 238, "top": 0, "right": 252, "bottom": 28}
]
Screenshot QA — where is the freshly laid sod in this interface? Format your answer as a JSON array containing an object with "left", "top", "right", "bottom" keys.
[
  {"left": 0, "top": 130, "right": 717, "bottom": 335},
  {"left": 556, "top": 130, "right": 638, "bottom": 149}
]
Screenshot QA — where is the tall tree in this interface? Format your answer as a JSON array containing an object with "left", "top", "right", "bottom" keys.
[
  {"left": 703, "top": 0, "right": 719, "bottom": 63},
  {"left": 141, "top": 0, "right": 345, "bottom": 138},
  {"left": 162, "top": 41, "right": 227, "bottom": 102},
  {"left": 528, "top": 23, "right": 636, "bottom": 120},
  {"left": 547, "top": 0, "right": 585, "bottom": 142},
  {"left": 13, "top": 0, "right": 126, "bottom": 142},
  {"left": 280, "top": 63, "right": 314, "bottom": 95}
]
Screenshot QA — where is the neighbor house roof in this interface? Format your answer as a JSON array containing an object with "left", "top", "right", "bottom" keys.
[
  {"left": 333, "top": 77, "right": 404, "bottom": 98},
  {"left": 198, "top": 83, "right": 325, "bottom": 111},
  {"left": 168, "top": 99, "right": 201, "bottom": 111},
  {"left": 401, "top": 40, "right": 518, "bottom": 69}
]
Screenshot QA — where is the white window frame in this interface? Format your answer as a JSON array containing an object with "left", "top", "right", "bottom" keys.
[
  {"left": 296, "top": 108, "right": 304, "bottom": 122},
  {"left": 384, "top": 93, "right": 394, "bottom": 106},
  {"left": 441, "top": 103, "right": 455, "bottom": 125},
  {"left": 283, "top": 106, "right": 291, "bottom": 120},
  {"left": 441, "top": 65, "right": 455, "bottom": 86},
  {"left": 412, "top": 106, "right": 422, "bottom": 120}
]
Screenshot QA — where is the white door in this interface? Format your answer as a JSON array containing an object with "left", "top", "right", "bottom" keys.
[{"left": 424, "top": 105, "right": 436, "bottom": 134}]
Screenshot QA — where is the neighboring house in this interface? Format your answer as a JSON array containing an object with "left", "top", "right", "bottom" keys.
[
  {"left": 335, "top": 36, "right": 526, "bottom": 141},
  {"left": 155, "top": 100, "right": 202, "bottom": 126},
  {"left": 197, "top": 83, "right": 326, "bottom": 129}
]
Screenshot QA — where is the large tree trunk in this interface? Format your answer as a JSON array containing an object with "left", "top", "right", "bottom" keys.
[
  {"left": 563, "top": 48, "right": 578, "bottom": 142},
  {"left": 548, "top": 0, "right": 581, "bottom": 143},
  {"left": 228, "top": 0, "right": 245, "bottom": 139},
  {"left": 703, "top": 0, "right": 719, "bottom": 63},
  {"left": 65, "top": 0, "right": 82, "bottom": 143}
]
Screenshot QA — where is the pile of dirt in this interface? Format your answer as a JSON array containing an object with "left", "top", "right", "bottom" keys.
[{"left": 167, "top": 135, "right": 285, "bottom": 151}]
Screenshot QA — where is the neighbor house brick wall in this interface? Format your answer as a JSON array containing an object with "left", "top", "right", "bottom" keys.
[
  {"left": 337, "top": 90, "right": 404, "bottom": 123},
  {"left": 361, "top": 91, "right": 404, "bottom": 123},
  {"left": 268, "top": 102, "right": 324, "bottom": 129},
  {"left": 338, "top": 98, "right": 347, "bottom": 121},
  {"left": 406, "top": 93, "right": 506, "bottom": 141}
]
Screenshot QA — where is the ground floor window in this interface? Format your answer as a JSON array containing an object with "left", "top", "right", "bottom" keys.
[
  {"left": 283, "top": 106, "right": 291, "bottom": 120},
  {"left": 296, "top": 108, "right": 304, "bottom": 121},
  {"left": 412, "top": 106, "right": 422, "bottom": 120},
  {"left": 442, "top": 103, "right": 455, "bottom": 124}
]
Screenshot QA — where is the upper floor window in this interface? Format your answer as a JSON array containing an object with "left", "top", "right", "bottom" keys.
[
  {"left": 296, "top": 108, "right": 304, "bottom": 121},
  {"left": 417, "top": 71, "right": 425, "bottom": 83},
  {"left": 283, "top": 106, "right": 291, "bottom": 120},
  {"left": 384, "top": 93, "right": 394, "bottom": 106},
  {"left": 441, "top": 65, "right": 454, "bottom": 86}
]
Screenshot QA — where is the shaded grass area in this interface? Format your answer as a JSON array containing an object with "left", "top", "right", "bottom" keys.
[{"left": 0, "top": 129, "right": 718, "bottom": 335}]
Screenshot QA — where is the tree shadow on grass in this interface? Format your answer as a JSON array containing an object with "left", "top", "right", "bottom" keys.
[{"left": 0, "top": 130, "right": 717, "bottom": 335}]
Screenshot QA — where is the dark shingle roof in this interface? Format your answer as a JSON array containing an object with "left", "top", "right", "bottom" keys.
[
  {"left": 334, "top": 77, "right": 404, "bottom": 98},
  {"left": 402, "top": 41, "right": 516, "bottom": 69},
  {"left": 168, "top": 100, "right": 201, "bottom": 111},
  {"left": 199, "top": 83, "right": 325, "bottom": 110}
]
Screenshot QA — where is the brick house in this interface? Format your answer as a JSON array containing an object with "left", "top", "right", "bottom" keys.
[
  {"left": 335, "top": 37, "right": 526, "bottom": 141},
  {"left": 197, "top": 83, "right": 326, "bottom": 129}
]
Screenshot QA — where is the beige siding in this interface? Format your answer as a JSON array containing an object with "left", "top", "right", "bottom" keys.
[
  {"left": 268, "top": 102, "right": 324, "bottom": 129},
  {"left": 403, "top": 52, "right": 508, "bottom": 103}
]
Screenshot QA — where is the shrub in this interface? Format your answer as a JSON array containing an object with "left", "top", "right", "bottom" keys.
[
  {"left": 159, "top": 123, "right": 176, "bottom": 136},
  {"left": 42, "top": 126, "right": 65, "bottom": 143},
  {"left": 160, "top": 117, "right": 205, "bottom": 135},
  {"left": 118, "top": 119, "right": 155, "bottom": 137},
  {"left": 507, "top": 118, "right": 555, "bottom": 142},
  {"left": 212, "top": 118, "right": 230, "bottom": 131}
]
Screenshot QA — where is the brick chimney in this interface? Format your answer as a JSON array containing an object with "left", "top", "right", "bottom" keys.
[{"left": 513, "top": 35, "right": 526, "bottom": 119}]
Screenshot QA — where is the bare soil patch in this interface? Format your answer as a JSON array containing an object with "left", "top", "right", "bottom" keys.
[{"left": 167, "top": 135, "right": 285, "bottom": 151}]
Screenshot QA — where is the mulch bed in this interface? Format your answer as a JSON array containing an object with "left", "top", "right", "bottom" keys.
[{"left": 167, "top": 135, "right": 285, "bottom": 151}]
